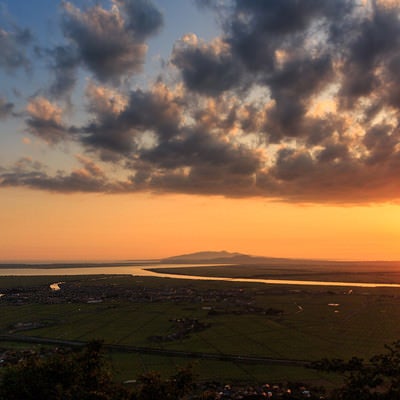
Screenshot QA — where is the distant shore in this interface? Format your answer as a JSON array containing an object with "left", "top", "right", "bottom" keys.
[{"left": 0, "top": 261, "right": 159, "bottom": 269}]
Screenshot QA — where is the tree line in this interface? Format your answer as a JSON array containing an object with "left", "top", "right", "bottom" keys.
[{"left": 3, "top": 340, "right": 400, "bottom": 399}]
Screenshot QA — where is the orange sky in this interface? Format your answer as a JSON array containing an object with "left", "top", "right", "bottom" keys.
[
  {"left": 2, "top": 188, "right": 400, "bottom": 261},
  {"left": 3, "top": 2, "right": 400, "bottom": 262}
]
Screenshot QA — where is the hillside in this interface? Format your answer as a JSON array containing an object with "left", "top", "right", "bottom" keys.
[{"left": 161, "top": 251, "right": 291, "bottom": 264}]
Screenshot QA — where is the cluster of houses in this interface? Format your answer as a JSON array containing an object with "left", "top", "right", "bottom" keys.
[
  {"left": 0, "top": 279, "right": 283, "bottom": 318},
  {"left": 149, "top": 318, "right": 211, "bottom": 342},
  {"left": 195, "top": 382, "right": 322, "bottom": 399}
]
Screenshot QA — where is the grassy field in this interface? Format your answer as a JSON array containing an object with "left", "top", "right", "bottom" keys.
[
  {"left": 108, "top": 352, "right": 337, "bottom": 386},
  {"left": 1, "top": 273, "right": 400, "bottom": 385}
]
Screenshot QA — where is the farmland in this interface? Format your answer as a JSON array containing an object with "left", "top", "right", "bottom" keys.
[{"left": 1, "top": 269, "right": 400, "bottom": 385}]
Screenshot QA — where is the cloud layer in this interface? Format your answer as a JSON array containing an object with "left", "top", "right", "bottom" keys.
[
  {"left": 0, "top": 26, "right": 32, "bottom": 73},
  {"left": 2, "top": 0, "right": 400, "bottom": 204}
]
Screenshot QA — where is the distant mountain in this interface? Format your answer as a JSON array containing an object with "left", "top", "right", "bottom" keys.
[
  {"left": 162, "top": 251, "right": 400, "bottom": 267},
  {"left": 162, "top": 251, "right": 288, "bottom": 264},
  {"left": 163, "top": 251, "right": 242, "bottom": 262}
]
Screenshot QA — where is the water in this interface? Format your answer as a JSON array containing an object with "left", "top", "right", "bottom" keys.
[
  {"left": 1, "top": 263, "right": 400, "bottom": 288},
  {"left": 49, "top": 282, "right": 65, "bottom": 291}
]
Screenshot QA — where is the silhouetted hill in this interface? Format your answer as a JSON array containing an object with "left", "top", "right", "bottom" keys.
[
  {"left": 163, "top": 251, "right": 241, "bottom": 262},
  {"left": 162, "top": 251, "right": 293, "bottom": 264},
  {"left": 162, "top": 251, "right": 400, "bottom": 269}
]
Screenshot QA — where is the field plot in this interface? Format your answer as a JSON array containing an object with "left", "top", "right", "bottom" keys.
[
  {"left": 109, "top": 352, "right": 333, "bottom": 384},
  {"left": 1, "top": 274, "right": 400, "bottom": 383}
]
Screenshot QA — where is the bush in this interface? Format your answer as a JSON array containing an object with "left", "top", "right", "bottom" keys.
[{"left": 0, "top": 341, "right": 129, "bottom": 400}]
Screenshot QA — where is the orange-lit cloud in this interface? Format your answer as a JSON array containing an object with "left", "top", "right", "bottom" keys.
[{"left": 2, "top": 0, "right": 400, "bottom": 205}]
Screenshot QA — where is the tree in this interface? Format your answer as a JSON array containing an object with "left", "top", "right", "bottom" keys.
[
  {"left": 0, "top": 341, "right": 129, "bottom": 400},
  {"left": 0, "top": 342, "right": 197, "bottom": 400},
  {"left": 312, "top": 340, "right": 400, "bottom": 399},
  {"left": 132, "top": 365, "right": 195, "bottom": 400}
]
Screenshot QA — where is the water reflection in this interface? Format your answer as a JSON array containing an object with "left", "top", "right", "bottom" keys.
[
  {"left": 50, "top": 282, "right": 65, "bottom": 291},
  {"left": 0, "top": 264, "right": 400, "bottom": 288}
]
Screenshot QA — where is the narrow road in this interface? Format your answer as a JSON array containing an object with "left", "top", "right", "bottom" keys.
[{"left": 0, "top": 334, "right": 309, "bottom": 367}]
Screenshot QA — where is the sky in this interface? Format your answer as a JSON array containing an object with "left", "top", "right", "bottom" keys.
[{"left": 2, "top": 0, "right": 400, "bottom": 261}]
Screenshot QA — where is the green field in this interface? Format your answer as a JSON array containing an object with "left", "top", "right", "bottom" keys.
[{"left": 1, "top": 272, "right": 400, "bottom": 385}]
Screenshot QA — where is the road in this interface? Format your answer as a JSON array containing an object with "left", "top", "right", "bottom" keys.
[{"left": 0, "top": 334, "right": 309, "bottom": 367}]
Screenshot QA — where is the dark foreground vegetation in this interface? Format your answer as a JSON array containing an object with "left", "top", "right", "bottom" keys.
[
  {"left": 312, "top": 340, "right": 400, "bottom": 399},
  {"left": 3, "top": 340, "right": 400, "bottom": 399}
]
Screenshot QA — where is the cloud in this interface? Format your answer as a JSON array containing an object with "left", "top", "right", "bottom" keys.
[
  {"left": 0, "top": 157, "right": 118, "bottom": 193},
  {"left": 85, "top": 80, "right": 128, "bottom": 118},
  {"left": 114, "top": 0, "right": 163, "bottom": 39},
  {"left": 77, "top": 82, "right": 263, "bottom": 196},
  {"left": 0, "top": 26, "right": 32, "bottom": 73},
  {"left": 363, "top": 124, "right": 399, "bottom": 165},
  {"left": 0, "top": 97, "right": 14, "bottom": 119},
  {"left": 139, "top": 128, "right": 261, "bottom": 174},
  {"left": 46, "top": 45, "right": 79, "bottom": 98},
  {"left": 4, "top": 0, "right": 400, "bottom": 204},
  {"left": 258, "top": 148, "right": 400, "bottom": 204},
  {"left": 172, "top": 34, "right": 244, "bottom": 95},
  {"left": 82, "top": 82, "right": 182, "bottom": 155},
  {"left": 25, "top": 97, "right": 69, "bottom": 144},
  {"left": 337, "top": 4, "right": 400, "bottom": 109},
  {"left": 61, "top": 0, "right": 162, "bottom": 83}
]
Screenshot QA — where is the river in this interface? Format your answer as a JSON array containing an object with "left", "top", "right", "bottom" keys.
[{"left": 1, "top": 263, "right": 400, "bottom": 288}]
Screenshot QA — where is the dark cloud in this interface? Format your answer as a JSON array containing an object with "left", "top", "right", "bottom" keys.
[
  {"left": 194, "top": 0, "right": 217, "bottom": 10},
  {"left": 267, "top": 55, "right": 333, "bottom": 101},
  {"left": 121, "top": 87, "right": 181, "bottom": 140},
  {"left": 316, "top": 142, "right": 349, "bottom": 164},
  {"left": 140, "top": 163, "right": 259, "bottom": 197},
  {"left": 140, "top": 128, "right": 260, "bottom": 174},
  {"left": 61, "top": 0, "right": 162, "bottom": 83},
  {"left": 26, "top": 118, "right": 68, "bottom": 144},
  {"left": 46, "top": 45, "right": 79, "bottom": 98},
  {"left": 226, "top": 0, "right": 351, "bottom": 69},
  {"left": 25, "top": 97, "right": 70, "bottom": 144},
  {"left": 260, "top": 154, "right": 400, "bottom": 204},
  {"left": 83, "top": 118, "right": 136, "bottom": 155},
  {"left": 172, "top": 36, "right": 245, "bottom": 95},
  {"left": 0, "top": 26, "right": 32, "bottom": 73},
  {"left": 0, "top": 157, "right": 117, "bottom": 193},
  {"left": 33, "top": 80, "right": 263, "bottom": 196},
  {"left": 83, "top": 84, "right": 182, "bottom": 153},
  {"left": 174, "top": 3, "right": 346, "bottom": 108},
  {"left": 172, "top": 0, "right": 346, "bottom": 143},
  {"left": 5, "top": 0, "right": 400, "bottom": 204},
  {"left": 0, "top": 97, "right": 14, "bottom": 119},
  {"left": 14, "top": 27, "right": 33, "bottom": 46},
  {"left": 116, "top": 0, "right": 163, "bottom": 39},
  {"left": 272, "top": 148, "right": 315, "bottom": 181},
  {"left": 363, "top": 124, "right": 399, "bottom": 165},
  {"left": 338, "top": 5, "right": 400, "bottom": 109}
]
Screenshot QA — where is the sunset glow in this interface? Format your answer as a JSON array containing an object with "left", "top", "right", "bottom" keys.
[
  {"left": 1, "top": 188, "right": 400, "bottom": 261},
  {"left": 2, "top": 1, "right": 400, "bottom": 261}
]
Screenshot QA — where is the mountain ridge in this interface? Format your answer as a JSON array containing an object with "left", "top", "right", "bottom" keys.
[
  {"left": 161, "top": 251, "right": 293, "bottom": 264},
  {"left": 163, "top": 251, "right": 243, "bottom": 261},
  {"left": 161, "top": 251, "right": 400, "bottom": 266}
]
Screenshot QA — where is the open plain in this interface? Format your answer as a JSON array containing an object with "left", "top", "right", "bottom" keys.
[{"left": 2, "top": 263, "right": 400, "bottom": 386}]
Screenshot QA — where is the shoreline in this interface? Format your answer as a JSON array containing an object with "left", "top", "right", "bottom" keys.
[{"left": 1, "top": 264, "right": 400, "bottom": 288}]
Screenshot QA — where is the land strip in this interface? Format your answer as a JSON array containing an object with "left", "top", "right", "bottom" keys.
[{"left": 0, "top": 335, "right": 309, "bottom": 366}]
